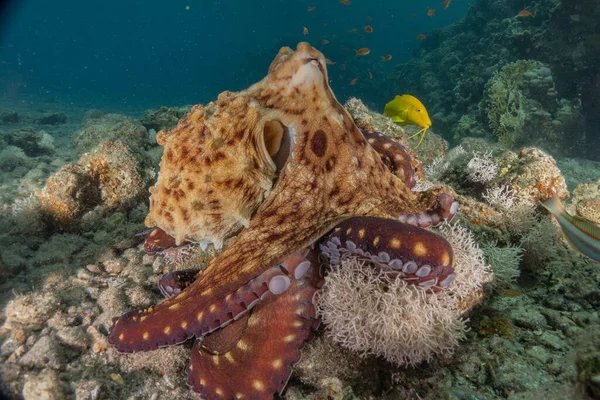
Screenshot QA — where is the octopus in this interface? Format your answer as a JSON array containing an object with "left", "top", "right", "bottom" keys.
[{"left": 108, "top": 42, "right": 460, "bottom": 399}]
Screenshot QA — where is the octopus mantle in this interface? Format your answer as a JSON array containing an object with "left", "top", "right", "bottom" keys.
[{"left": 108, "top": 42, "right": 459, "bottom": 399}]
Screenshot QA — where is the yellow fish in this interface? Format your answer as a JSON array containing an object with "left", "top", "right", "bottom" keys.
[
  {"left": 384, "top": 94, "right": 432, "bottom": 148},
  {"left": 541, "top": 194, "right": 600, "bottom": 262}
]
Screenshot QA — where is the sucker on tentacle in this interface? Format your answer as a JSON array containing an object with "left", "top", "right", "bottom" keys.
[
  {"left": 320, "top": 216, "right": 456, "bottom": 292},
  {"left": 398, "top": 192, "right": 459, "bottom": 227}
]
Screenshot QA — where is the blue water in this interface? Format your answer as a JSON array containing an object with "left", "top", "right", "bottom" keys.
[{"left": 0, "top": 0, "right": 472, "bottom": 111}]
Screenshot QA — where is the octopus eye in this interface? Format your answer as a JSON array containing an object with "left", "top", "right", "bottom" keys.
[
  {"left": 263, "top": 120, "right": 291, "bottom": 173},
  {"left": 309, "top": 58, "right": 320, "bottom": 66},
  {"left": 263, "top": 120, "right": 284, "bottom": 157}
]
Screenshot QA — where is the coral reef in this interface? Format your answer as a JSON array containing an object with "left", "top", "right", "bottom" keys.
[
  {"left": 38, "top": 140, "right": 154, "bottom": 230},
  {"left": 479, "top": 60, "right": 584, "bottom": 151},
  {"left": 0, "top": 127, "right": 55, "bottom": 156},
  {"left": 72, "top": 113, "right": 149, "bottom": 155},
  {"left": 384, "top": 0, "right": 597, "bottom": 158}
]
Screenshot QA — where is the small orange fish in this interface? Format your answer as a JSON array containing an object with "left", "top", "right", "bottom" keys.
[
  {"left": 303, "top": 26, "right": 309, "bottom": 35},
  {"left": 443, "top": 0, "right": 451, "bottom": 9},
  {"left": 350, "top": 77, "right": 358, "bottom": 85},
  {"left": 321, "top": 39, "right": 329, "bottom": 45},
  {"left": 307, "top": 5, "right": 316, "bottom": 11},
  {"left": 427, "top": 8, "right": 435, "bottom": 16},
  {"left": 381, "top": 54, "right": 393, "bottom": 61},
  {"left": 339, "top": 0, "right": 351, "bottom": 4},
  {"left": 368, "top": 69, "right": 373, "bottom": 79},
  {"left": 364, "top": 25, "right": 373, "bottom": 33},
  {"left": 517, "top": 10, "right": 533, "bottom": 17},
  {"left": 417, "top": 34, "right": 427, "bottom": 40},
  {"left": 542, "top": 121, "right": 551, "bottom": 127},
  {"left": 348, "top": 28, "right": 357, "bottom": 33},
  {"left": 325, "top": 58, "right": 336, "bottom": 65},
  {"left": 410, "top": 13, "right": 416, "bottom": 19},
  {"left": 340, "top": 64, "right": 347, "bottom": 71},
  {"left": 366, "top": 15, "right": 372, "bottom": 20},
  {"left": 321, "top": 23, "right": 327, "bottom": 27}
]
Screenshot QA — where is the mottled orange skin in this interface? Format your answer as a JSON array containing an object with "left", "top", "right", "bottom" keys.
[{"left": 109, "top": 42, "right": 446, "bottom": 363}]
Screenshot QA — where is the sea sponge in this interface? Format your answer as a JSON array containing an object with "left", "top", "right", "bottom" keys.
[{"left": 317, "top": 223, "right": 493, "bottom": 367}]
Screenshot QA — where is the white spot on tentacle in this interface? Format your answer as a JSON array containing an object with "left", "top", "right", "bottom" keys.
[
  {"left": 389, "top": 259, "right": 403, "bottom": 270},
  {"left": 439, "top": 273, "right": 457, "bottom": 288},
  {"left": 345, "top": 240, "right": 357, "bottom": 252},
  {"left": 416, "top": 265, "right": 432, "bottom": 277},
  {"left": 330, "top": 236, "right": 341, "bottom": 246},
  {"left": 418, "top": 279, "right": 437, "bottom": 288},
  {"left": 450, "top": 201, "right": 459, "bottom": 215},
  {"left": 294, "top": 261, "right": 311, "bottom": 279},
  {"left": 268, "top": 275, "right": 291, "bottom": 295},
  {"left": 402, "top": 261, "right": 418, "bottom": 274},
  {"left": 378, "top": 251, "right": 390, "bottom": 263}
]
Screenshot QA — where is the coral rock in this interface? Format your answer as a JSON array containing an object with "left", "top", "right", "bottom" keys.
[
  {"left": 72, "top": 113, "right": 148, "bottom": 154},
  {"left": 139, "top": 105, "right": 192, "bottom": 132},
  {"left": 38, "top": 140, "right": 153, "bottom": 230},
  {"left": 38, "top": 164, "right": 99, "bottom": 229},
  {"left": 22, "top": 369, "right": 65, "bottom": 400},
  {"left": 19, "top": 335, "right": 64, "bottom": 370},
  {"left": 37, "top": 112, "right": 67, "bottom": 125}
]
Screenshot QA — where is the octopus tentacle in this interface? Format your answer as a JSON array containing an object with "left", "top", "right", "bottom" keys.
[
  {"left": 398, "top": 193, "right": 459, "bottom": 228},
  {"left": 360, "top": 129, "right": 415, "bottom": 188},
  {"left": 108, "top": 249, "right": 319, "bottom": 352},
  {"left": 320, "top": 216, "right": 456, "bottom": 292},
  {"left": 185, "top": 253, "right": 322, "bottom": 400},
  {"left": 158, "top": 269, "right": 200, "bottom": 298},
  {"left": 143, "top": 227, "right": 179, "bottom": 255}
]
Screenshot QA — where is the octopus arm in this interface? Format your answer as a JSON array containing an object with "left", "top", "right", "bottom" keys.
[
  {"left": 185, "top": 274, "right": 320, "bottom": 400},
  {"left": 360, "top": 129, "right": 415, "bottom": 188},
  {"left": 108, "top": 203, "right": 331, "bottom": 353},
  {"left": 321, "top": 216, "right": 457, "bottom": 292}
]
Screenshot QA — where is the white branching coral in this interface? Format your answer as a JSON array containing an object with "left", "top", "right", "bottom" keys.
[
  {"left": 317, "top": 222, "right": 493, "bottom": 367},
  {"left": 466, "top": 151, "right": 498, "bottom": 184},
  {"left": 422, "top": 145, "right": 467, "bottom": 182},
  {"left": 317, "top": 259, "right": 466, "bottom": 367},
  {"left": 411, "top": 177, "right": 435, "bottom": 193},
  {"left": 481, "top": 242, "right": 523, "bottom": 291},
  {"left": 482, "top": 185, "right": 517, "bottom": 209},
  {"left": 423, "top": 156, "right": 450, "bottom": 181},
  {"left": 483, "top": 185, "right": 538, "bottom": 237}
]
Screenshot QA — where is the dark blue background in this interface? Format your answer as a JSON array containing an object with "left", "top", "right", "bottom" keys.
[{"left": 0, "top": 0, "right": 471, "bottom": 111}]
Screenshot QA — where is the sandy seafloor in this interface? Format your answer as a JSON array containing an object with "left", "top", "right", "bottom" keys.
[{"left": 0, "top": 95, "right": 599, "bottom": 400}]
